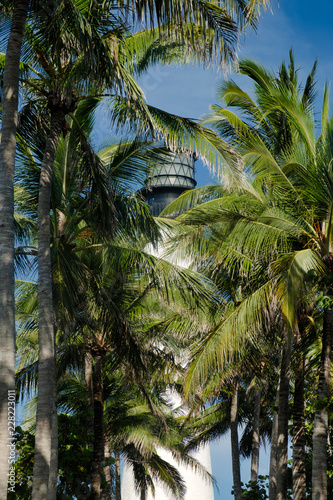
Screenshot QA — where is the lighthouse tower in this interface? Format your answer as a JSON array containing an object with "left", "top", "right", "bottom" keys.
[
  {"left": 121, "top": 151, "right": 215, "bottom": 500},
  {"left": 142, "top": 149, "right": 197, "bottom": 216}
]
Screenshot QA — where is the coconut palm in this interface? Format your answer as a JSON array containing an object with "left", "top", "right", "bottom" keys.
[
  {"left": 0, "top": 1, "right": 29, "bottom": 492},
  {"left": 2, "top": 1, "right": 272, "bottom": 496},
  {"left": 203, "top": 54, "right": 333, "bottom": 500},
  {"left": 158, "top": 52, "right": 329, "bottom": 500},
  {"left": 152, "top": 220, "right": 279, "bottom": 499},
  {"left": 14, "top": 12, "right": 261, "bottom": 496},
  {"left": 3, "top": 3, "right": 133, "bottom": 496},
  {"left": 116, "top": 0, "right": 271, "bottom": 68},
  {"left": 15, "top": 7, "right": 203, "bottom": 496},
  {"left": 15, "top": 94, "right": 218, "bottom": 498},
  {"left": 15, "top": 219, "right": 216, "bottom": 499},
  {"left": 0, "top": 6, "right": 271, "bottom": 493},
  {"left": 204, "top": 59, "right": 333, "bottom": 500}
]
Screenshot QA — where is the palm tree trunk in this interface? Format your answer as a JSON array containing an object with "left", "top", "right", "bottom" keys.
[
  {"left": 276, "top": 329, "right": 292, "bottom": 500},
  {"left": 47, "top": 399, "right": 58, "bottom": 500},
  {"left": 91, "top": 354, "right": 105, "bottom": 500},
  {"left": 140, "top": 490, "right": 146, "bottom": 500},
  {"left": 116, "top": 451, "right": 121, "bottom": 500},
  {"left": 0, "top": 1, "right": 28, "bottom": 497},
  {"left": 32, "top": 107, "right": 66, "bottom": 500},
  {"left": 231, "top": 376, "right": 242, "bottom": 500},
  {"left": 103, "top": 436, "right": 112, "bottom": 500},
  {"left": 251, "top": 387, "right": 261, "bottom": 485},
  {"left": 47, "top": 360, "right": 58, "bottom": 500},
  {"left": 312, "top": 309, "right": 333, "bottom": 500},
  {"left": 85, "top": 352, "right": 94, "bottom": 448},
  {"left": 292, "top": 330, "right": 306, "bottom": 500},
  {"left": 269, "top": 388, "right": 279, "bottom": 500}
]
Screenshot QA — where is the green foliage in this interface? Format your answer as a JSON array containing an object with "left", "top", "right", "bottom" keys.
[
  {"left": 238, "top": 475, "right": 293, "bottom": 500},
  {"left": 8, "top": 427, "right": 34, "bottom": 500},
  {"left": 8, "top": 415, "right": 96, "bottom": 500},
  {"left": 241, "top": 477, "right": 269, "bottom": 500},
  {"left": 57, "top": 413, "right": 94, "bottom": 499}
]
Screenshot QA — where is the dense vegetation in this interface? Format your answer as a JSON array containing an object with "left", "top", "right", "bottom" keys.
[{"left": 1, "top": 1, "right": 332, "bottom": 500}]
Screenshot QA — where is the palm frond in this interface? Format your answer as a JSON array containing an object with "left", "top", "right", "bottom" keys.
[{"left": 186, "top": 280, "right": 274, "bottom": 394}]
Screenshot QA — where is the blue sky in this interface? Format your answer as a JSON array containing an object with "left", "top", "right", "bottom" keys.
[{"left": 135, "top": 1, "right": 333, "bottom": 497}]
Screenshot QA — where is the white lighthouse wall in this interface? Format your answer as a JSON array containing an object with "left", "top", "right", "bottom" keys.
[
  {"left": 122, "top": 152, "right": 214, "bottom": 500},
  {"left": 121, "top": 444, "right": 214, "bottom": 500}
]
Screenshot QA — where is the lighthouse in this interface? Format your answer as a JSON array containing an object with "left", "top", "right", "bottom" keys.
[
  {"left": 121, "top": 151, "right": 215, "bottom": 500},
  {"left": 141, "top": 149, "right": 197, "bottom": 216}
]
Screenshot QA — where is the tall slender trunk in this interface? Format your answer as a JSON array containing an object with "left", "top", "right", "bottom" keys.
[
  {"left": 47, "top": 355, "right": 58, "bottom": 500},
  {"left": 292, "top": 330, "right": 306, "bottom": 500},
  {"left": 115, "top": 451, "right": 121, "bottom": 500},
  {"left": 0, "top": 1, "right": 28, "bottom": 497},
  {"left": 269, "top": 388, "right": 280, "bottom": 500},
  {"left": 251, "top": 387, "right": 261, "bottom": 485},
  {"left": 231, "top": 376, "right": 242, "bottom": 500},
  {"left": 85, "top": 352, "right": 94, "bottom": 448},
  {"left": 32, "top": 107, "right": 65, "bottom": 500},
  {"left": 91, "top": 354, "right": 105, "bottom": 500},
  {"left": 276, "top": 329, "right": 292, "bottom": 500},
  {"left": 312, "top": 309, "right": 333, "bottom": 500},
  {"left": 103, "top": 436, "right": 112, "bottom": 500},
  {"left": 140, "top": 490, "right": 146, "bottom": 500}
]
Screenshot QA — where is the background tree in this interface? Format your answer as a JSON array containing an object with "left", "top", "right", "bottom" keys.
[
  {"left": 203, "top": 55, "right": 333, "bottom": 500},
  {"left": 157, "top": 52, "right": 332, "bottom": 500}
]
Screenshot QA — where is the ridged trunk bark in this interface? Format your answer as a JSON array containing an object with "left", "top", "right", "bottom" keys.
[
  {"left": 0, "top": 1, "right": 28, "bottom": 497},
  {"left": 276, "top": 330, "right": 292, "bottom": 500},
  {"left": 251, "top": 388, "right": 261, "bottom": 485},
  {"left": 32, "top": 107, "right": 65, "bottom": 500},
  {"left": 91, "top": 354, "right": 105, "bottom": 500},
  {"left": 292, "top": 330, "right": 306, "bottom": 500},
  {"left": 269, "top": 389, "right": 279, "bottom": 500},
  {"left": 231, "top": 376, "right": 242, "bottom": 500},
  {"left": 312, "top": 309, "right": 333, "bottom": 500}
]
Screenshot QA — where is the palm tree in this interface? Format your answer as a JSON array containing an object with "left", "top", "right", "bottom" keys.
[
  {"left": 118, "top": 0, "right": 271, "bottom": 66},
  {"left": 16, "top": 22, "right": 258, "bottom": 500},
  {"left": 17, "top": 6, "right": 171, "bottom": 496},
  {"left": 202, "top": 56, "right": 333, "bottom": 500},
  {"left": 0, "top": 1, "right": 29, "bottom": 494},
  {"left": 1, "top": 7, "right": 270, "bottom": 490},
  {"left": 160, "top": 52, "right": 329, "bottom": 500},
  {"left": 15, "top": 91, "right": 218, "bottom": 497},
  {"left": 5, "top": 1, "right": 272, "bottom": 496}
]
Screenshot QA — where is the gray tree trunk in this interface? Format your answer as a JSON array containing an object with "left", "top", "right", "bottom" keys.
[
  {"left": 251, "top": 387, "right": 261, "bottom": 485},
  {"left": 231, "top": 376, "right": 242, "bottom": 500},
  {"left": 47, "top": 358, "right": 58, "bottom": 500},
  {"left": 32, "top": 107, "right": 65, "bottom": 500},
  {"left": 0, "top": 1, "right": 28, "bottom": 498},
  {"left": 269, "top": 388, "right": 280, "bottom": 500},
  {"left": 292, "top": 330, "right": 306, "bottom": 500},
  {"left": 116, "top": 451, "right": 121, "bottom": 500},
  {"left": 85, "top": 351, "right": 94, "bottom": 448},
  {"left": 276, "top": 330, "right": 292, "bottom": 500},
  {"left": 312, "top": 309, "right": 333, "bottom": 500},
  {"left": 103, "top": 436, "right": 112, "bottom": 500},
  {"left": 91, "top": 354, "right": 105, "bottom": 500},
  {"left": 140, "top": 490, "right": 146, "bottom": 500}
]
